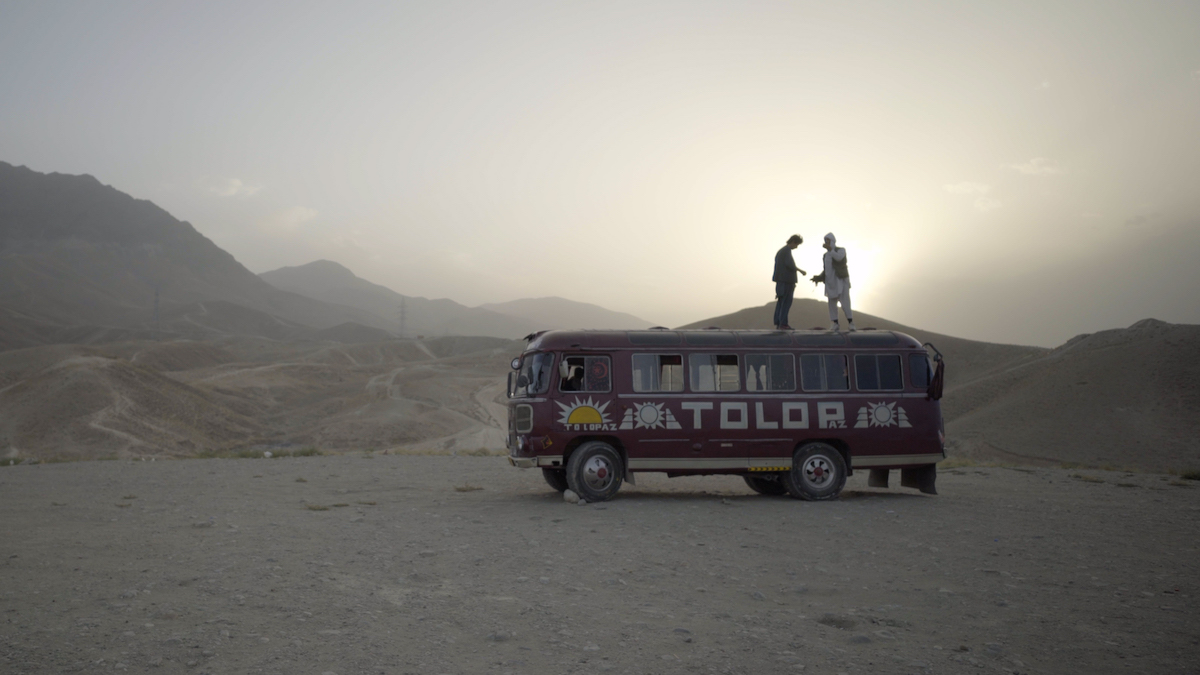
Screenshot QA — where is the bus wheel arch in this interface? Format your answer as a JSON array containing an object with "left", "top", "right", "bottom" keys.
[
  {"left": 783, "top": 441, "right": 848, "bottom": 501},
  {"left": 563, "top": 438, "right": 626, "bottom": 502},
  {"left": 562, "top": 435, "right": 627, "bottom": 472}
]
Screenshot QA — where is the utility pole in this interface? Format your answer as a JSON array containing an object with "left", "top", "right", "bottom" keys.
[
  {"left": 397, "top": 297, "right": 407, "bottom": 338},
  {"left": 153, "top": 283, "right": 160, "bottom": 340}
]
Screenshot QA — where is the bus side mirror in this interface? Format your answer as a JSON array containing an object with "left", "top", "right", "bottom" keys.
[
  {"left": 928, "top": 359, "right": 944, "bottom": 401},
  {"left": 506, "top": 372, "right": 515, "bottom": 398}
]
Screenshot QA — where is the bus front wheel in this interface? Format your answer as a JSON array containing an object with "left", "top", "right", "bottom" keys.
[
  {"left": 565, "top": 441, "right": 624, "bottom": 502},
  {"left": 542, "top": 468, "right": 569, "bottom": 492},
  {"left": 743, "top": 474, "right": 788, "bottom": 496},
  {"left": 783, "top": 443, "right": 847, "bottom": 501}
]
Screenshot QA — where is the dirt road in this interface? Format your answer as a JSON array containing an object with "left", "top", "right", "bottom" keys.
[{"left": 1, "top": 457, "right": 1197, "bottom": 674}]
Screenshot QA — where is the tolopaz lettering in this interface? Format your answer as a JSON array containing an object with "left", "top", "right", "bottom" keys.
[
  {"left": 678, "top": 400, "right": 841, "bottom": 429},
  {"left": 564, "top": 422, "right": 617, "bottom": 431},
  {"left": 558, "top": 399, "right": 912, "bottom": 431}
]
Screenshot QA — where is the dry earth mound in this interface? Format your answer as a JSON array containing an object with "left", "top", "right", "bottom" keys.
[
  {"left": 0, "top": 335, "right": 520, "bottom": 460},
  {"left": 0, "top": 351, "right": 262, "bottom": 459},
  {"left": 312, "top": 321, "right": 396, "bottom": 344},
  {"left": 945, "top": 319, "right": 1200, "bottom": 471}
]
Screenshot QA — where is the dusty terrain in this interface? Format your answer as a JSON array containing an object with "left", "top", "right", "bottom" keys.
[
  {"left": 3, "top": 456, "right": 1198, "bottom": 675},
  {"left": 0, "top": 336, "right": 518, "bottom": 461}
]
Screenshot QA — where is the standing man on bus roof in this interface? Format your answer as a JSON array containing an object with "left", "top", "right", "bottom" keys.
[
  {"left": 772, "top": 234, "right": 807, "bottom": 330},
  {"left": 812, "top": 232, "right": 856, "bottom": 331}
]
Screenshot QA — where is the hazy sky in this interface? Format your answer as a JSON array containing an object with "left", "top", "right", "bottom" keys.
[{"left": 2, "top": 1, "right": 1198, "bottom": 347}]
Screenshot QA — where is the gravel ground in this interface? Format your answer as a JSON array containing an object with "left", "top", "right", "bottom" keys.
[{"left": 1, "top": 456, "right": 1198, "bottom": 675}]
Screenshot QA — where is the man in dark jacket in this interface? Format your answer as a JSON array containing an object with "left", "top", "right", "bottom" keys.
[{"left": 772, "top": 235, "right": 806, "bottom": 329}]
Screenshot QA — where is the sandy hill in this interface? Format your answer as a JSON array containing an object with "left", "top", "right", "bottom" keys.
[
  {"left": 478, "top": 296, "right": 654, "bottom": 330},
  {"left": 312, "top": 322, "right": 397, "bottom": 344},
  {"left": 681, "top": 299, "right": 1047, "bottom": 389},
  {"left": 260, "top": 260, "right": 538, "bottom": 340},
  {"left": 0, "top": 346, "right": 264, "bottom": 459},
  {"left": 0, "top": 162, "right": 388, "bottom": 344},
  {"left": 944, "top": 319, "right": 1200, "bottom": 472},
  {"left": 0, "top": 332, "right": 520, "bottom": 461}
]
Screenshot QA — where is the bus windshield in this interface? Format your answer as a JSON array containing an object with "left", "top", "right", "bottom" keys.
[{"left": 510, "top": 352, "right": 554, "bottom": 397}]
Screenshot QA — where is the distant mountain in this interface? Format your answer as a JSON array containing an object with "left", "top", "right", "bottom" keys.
[
  {"left": 0, "top": 162, "right": 390, "bottom": 349},
  {"left": 679, "top": 299, "right": 1047, "bottom": 390},
  {"left": 478, "top": 296, "right": 654, "bottom": 330},
  {"left": 259, "top": 260, "right": 541, "bottom": 339}
]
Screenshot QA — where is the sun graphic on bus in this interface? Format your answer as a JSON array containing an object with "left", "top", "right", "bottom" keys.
[
  {"left": 855, "top": 402, "right": 912, "bottom": 428},
  {"left": 556, "top": 397, "right": 613, "bottom": 426},
  {"left": 618, "top": 402, "right": 683, "bottom": 430}
]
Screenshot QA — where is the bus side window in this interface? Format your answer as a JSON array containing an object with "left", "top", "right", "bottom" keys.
[
  {"left": 800, "top": 354, "right": 849, "bottom": 391},
  {"left": 560, "top": 355, "right": 612, "bottom": 393},
  {"left": 909, "top": 353, "right": 932, "bottom": 388},
  {"left": 689, "top": 354, "right": 740, "bottom": 392},
  {"left": 632, "top": 354, "right": 683, "bottom": 392},
  {"left": 745, "top": 353, "right": 795, "bottom": 392},
  {"left": 855, "top": 354, "right": 904, "bottom": 391}
]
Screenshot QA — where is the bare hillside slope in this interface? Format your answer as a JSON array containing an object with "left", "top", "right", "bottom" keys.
[{"left": 944, "top": 319, "right": 1200, "bottom": 471}]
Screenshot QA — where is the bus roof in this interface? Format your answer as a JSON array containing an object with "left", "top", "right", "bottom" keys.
[{"left": 525, "top": 329, "right": 924, "bottom": 352}]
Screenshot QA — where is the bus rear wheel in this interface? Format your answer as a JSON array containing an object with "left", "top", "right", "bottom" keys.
[
  {"left": 782, "top": 443, "right": 847, "bottom": 501},
  {"left": 743, "top": 474, "right": 788, "bottom": 496},
  {"left": 565, "top": 441, "right": 624, "bottom": 502},
  {"left": 542, "top": 468, "right": 569, "bottom": 492}
]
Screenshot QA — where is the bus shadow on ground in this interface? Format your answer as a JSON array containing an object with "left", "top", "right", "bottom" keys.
[{"left": 510, "top": 486, "right": 931, "bottom": 505}]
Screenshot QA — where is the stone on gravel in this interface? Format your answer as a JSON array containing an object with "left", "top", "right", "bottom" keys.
[{"left": 563, "top": 490, "right": 580, "bottom": 504}]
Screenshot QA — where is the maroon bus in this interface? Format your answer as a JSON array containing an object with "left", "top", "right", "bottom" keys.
[{"left": 506, "top": 328, "right": 945, "bottom": 502}]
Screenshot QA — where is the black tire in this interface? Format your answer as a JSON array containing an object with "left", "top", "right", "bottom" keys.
[
  {"left": 781, "top": 442, "right": 847, "bottom": 501},
  {"left": 743, "top": 474, "right": 788, "bottom": 496},
  {"left": 565, "top": 441, "right": 624, "bottom": 502},
  {"left": 542, "top": 468, "right": 569, "bottom": 492}
]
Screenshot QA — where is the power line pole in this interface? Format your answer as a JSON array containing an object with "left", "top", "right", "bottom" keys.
[
  {"left": 397, "top": 297, "right": 407, "bottom": 338},
  {"left": 153, "top": 283, "right": 160, "bottom": 340}
]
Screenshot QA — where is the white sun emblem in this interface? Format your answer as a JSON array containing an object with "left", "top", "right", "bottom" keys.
[
  {"left": 633, "top": 402, "right": 666, "bottom": 429},
  {"left": 870, "top": 402, "right": 896, "bottom": 426},
  {"left": 854, "top": 401, "right": 912, "bottom": 428},
  {"left": 618, "top": 402, "right": 682, "bottom": 430}
]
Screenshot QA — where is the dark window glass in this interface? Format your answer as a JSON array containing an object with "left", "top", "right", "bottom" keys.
[
  {"left": 800, "top": 354, "right": 824, "bottom": 391},
  {"left": 559, "top": 355, "right": 612, "bottom": 393},
  {"left": 856, "top": 354, "right": 879, "bottom": 390},
  {"left": 856, "top": 354, "right": 904, "bottom": 391},
  {"left": 745, "top": 354, "right": 795, "bottom": 392},
  {"left": 800, "top": 354, "right": 849, "bottom": 391},
  {"left": 685, "top": 331, "right": 738, "bottom": 346},
  {"left": 629, "top": 331, "right": 682, "bottom": 345},
  {"left": 909, "top": 353, "right": 932, "bottom": 388},
  {"left": 689, "top": 354, "right": 740, "bottom": 392},
  {"left": 825, "top": 355, "right": 849, "bottom": 390},
  {"left": 513, "top": 352, "right": 554, "bottom": 396},
  {"left": 878, "top": 355, "right": 903, "bottom": 390},
  {"left": 632, "top": 354, "right": 683, "bottom": 392}
]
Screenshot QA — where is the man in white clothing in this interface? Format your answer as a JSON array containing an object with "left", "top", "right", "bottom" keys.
[{"left": 811, "top": 232, "right": 856, "bottom": 331}]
